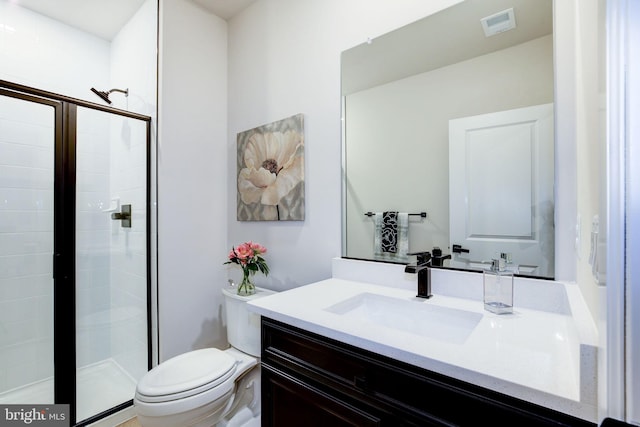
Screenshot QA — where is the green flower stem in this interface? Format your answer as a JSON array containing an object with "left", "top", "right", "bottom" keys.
[{"left": 238, "top": 267, "right": 256, "bottom": 296}]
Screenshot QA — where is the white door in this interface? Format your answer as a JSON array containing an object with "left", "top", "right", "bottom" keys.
[{"left": 449, "top": 103, "right": 554, "bottom": 277}]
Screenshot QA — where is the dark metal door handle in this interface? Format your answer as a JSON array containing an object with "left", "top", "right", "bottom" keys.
[{"left": 111, "top": 204, "right": 131, "bottom": 228}]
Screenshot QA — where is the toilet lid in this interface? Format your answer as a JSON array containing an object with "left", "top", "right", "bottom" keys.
[{"left": 136, "top": 348, "right": 236, "bottom": 402}]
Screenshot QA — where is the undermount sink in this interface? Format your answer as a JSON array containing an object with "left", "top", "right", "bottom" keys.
[{"left": 324, "top": 293, "right": 482, "bottom": 344}]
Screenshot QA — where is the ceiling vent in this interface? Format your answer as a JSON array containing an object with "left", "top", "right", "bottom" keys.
[{"left": 481, "top": 8, "right": 516, "bottom": 37}]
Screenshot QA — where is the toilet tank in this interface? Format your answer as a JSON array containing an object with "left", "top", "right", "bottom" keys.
[{"left": 223, "top": 286, "right": 276, "bottom": 357}]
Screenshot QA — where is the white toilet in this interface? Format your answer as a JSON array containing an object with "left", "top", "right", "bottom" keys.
[{"left": 134, "top": 286, "right": 275, "bottom": 427}]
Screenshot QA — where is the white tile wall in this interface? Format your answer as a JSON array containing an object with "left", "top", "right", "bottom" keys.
[
  {"left": 75, "top": 107, "right": 112, "bottom": 367},
  {"left": 0, "top": 96, "right": 55, "bottom": 394},
  {"left": 0, "top": 1, "right": 110, "bottom": 101}
]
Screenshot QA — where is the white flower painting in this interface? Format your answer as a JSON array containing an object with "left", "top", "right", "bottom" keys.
[{"left": 236, "top": 114, "right": 305, "bottom": 221}]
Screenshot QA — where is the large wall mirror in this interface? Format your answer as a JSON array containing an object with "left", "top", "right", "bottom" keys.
[{"left": 341, "top": 0, "right": 555, "bottom": 278}]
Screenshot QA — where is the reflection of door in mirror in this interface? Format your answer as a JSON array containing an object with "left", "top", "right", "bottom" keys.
[{"left": 449, "top": 103, "right": 554, "bottom": 277}]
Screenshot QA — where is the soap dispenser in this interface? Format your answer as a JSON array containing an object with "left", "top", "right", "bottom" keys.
[{"left": 483, "top": 258, "right": 513, "bottom": 314}]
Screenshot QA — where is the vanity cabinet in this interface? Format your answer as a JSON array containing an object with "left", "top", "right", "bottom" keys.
[{"left": 260, "top": 318, "right": 595, "bottom": 427}]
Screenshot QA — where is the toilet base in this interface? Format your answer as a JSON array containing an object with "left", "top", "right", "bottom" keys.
[{"left": 218, "top": 363, "right": 261, "bottom": 427}]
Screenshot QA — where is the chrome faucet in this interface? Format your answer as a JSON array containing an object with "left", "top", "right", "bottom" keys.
[{"left": 405, "top": 251, "right": 433, "bottom": 298}]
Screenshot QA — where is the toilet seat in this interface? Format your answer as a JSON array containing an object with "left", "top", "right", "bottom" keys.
[{"left": 135, "top": 348, "right": 236, "bottom": 403}]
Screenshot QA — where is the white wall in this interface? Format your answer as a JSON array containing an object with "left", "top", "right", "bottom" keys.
[
  {"left": 225, "top": 0, "right": 463, "bottom": 293},
  {"left": 574, "top": 0, "right": 605, "bottom": 326},
  {"left": 155, "top": 0, "right": 463, "bottom": 360},
  {"left": 157, "top": 0, "right": 229, "bottom": 360},
  {"left": 551, "top": 0, "right": 603, "bottom": 326},
  {"left": 223, "top": 0, "right": 584, "bottom": 289},
  {"left": 156, "top": 0, "right": 603, "bottom": 361},
  {"left": 227, "top": 0, "right": 605, "bottom": 309}
]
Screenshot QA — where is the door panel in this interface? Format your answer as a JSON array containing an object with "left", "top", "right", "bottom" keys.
[
  {"left": 75, "top": 106, "right": 149, "bottom": 422},
  {"left": 0, "top": 92, "right": 57, "bottom": 404},
  {"left": 449, "top": 103, "right": 554, "bottom": 277}
]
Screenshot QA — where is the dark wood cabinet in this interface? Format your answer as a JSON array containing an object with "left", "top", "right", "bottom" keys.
[
  {"left": 260, "top": 317, "right": 596, "bottom": 427},
  {"left": 263, "top": 367, "right": 384, "bottom": 426}
]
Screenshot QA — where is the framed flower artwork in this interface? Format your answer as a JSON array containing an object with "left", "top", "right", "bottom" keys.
[{"left": 236, "top": 114, "right": 305, "bottom": 221}]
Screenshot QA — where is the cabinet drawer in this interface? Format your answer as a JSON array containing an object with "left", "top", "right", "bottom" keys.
[
  {"left": 262, "top": 317, "right": 595, "bottom": 427},
  {"left": 262, "top": 364, "right": 384, "bottom": 427}
]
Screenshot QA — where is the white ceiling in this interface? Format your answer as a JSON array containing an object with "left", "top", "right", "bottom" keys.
[
  {"left": 12, "top": 0, "right": 258, "bottom": 40},
  {"left": 193, "top": 0, "right": 258, "bottom": 20}
]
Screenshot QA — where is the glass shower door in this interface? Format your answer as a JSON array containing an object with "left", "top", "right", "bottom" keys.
[
  {"left": 0, "top": 92, "right": 57, "bottom": 404},
  {"left": 75, "top": 106, "right": 149, "bottom": 422},
  {"left": 1, "top": 82, "right": 152, "bottom": 425}
]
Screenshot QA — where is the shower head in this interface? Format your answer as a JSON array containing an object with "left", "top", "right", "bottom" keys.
[
  {"left": 91, "top": 87, "right": 112, "bottom": 104},
  {"left": 90, "top": 87, "right": 129, "bottom": 104}
]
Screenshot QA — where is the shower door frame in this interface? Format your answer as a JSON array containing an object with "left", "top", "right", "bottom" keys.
[{"left": 0, "top": 80, "right": 153, "bottom": 426}]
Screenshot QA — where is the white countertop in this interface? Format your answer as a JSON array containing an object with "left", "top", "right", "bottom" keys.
[{"left": 248, "top": 260, "right": 598, "bottom": 422}]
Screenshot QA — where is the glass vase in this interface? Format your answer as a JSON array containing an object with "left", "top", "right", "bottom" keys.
[{"left": 237, "top": 269, "right": 256, "bottom": 296}]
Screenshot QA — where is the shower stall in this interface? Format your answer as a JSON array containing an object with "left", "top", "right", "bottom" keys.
[{"left": 0, "top": 80, "right": 151, "bottom": 425}]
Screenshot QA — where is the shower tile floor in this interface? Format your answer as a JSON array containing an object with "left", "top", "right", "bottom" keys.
[{"left": 0, "top": 358, "right": 137, "bottom": 422}]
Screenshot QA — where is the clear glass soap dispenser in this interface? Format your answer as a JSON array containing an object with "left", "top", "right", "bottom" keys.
[{"left": 483, "top": 258, "right": 513, "bottom": 314}]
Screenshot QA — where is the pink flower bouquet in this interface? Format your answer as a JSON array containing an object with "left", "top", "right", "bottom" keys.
[{"left": 224, "top": 242, "right": 269, "bottom": 295}]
